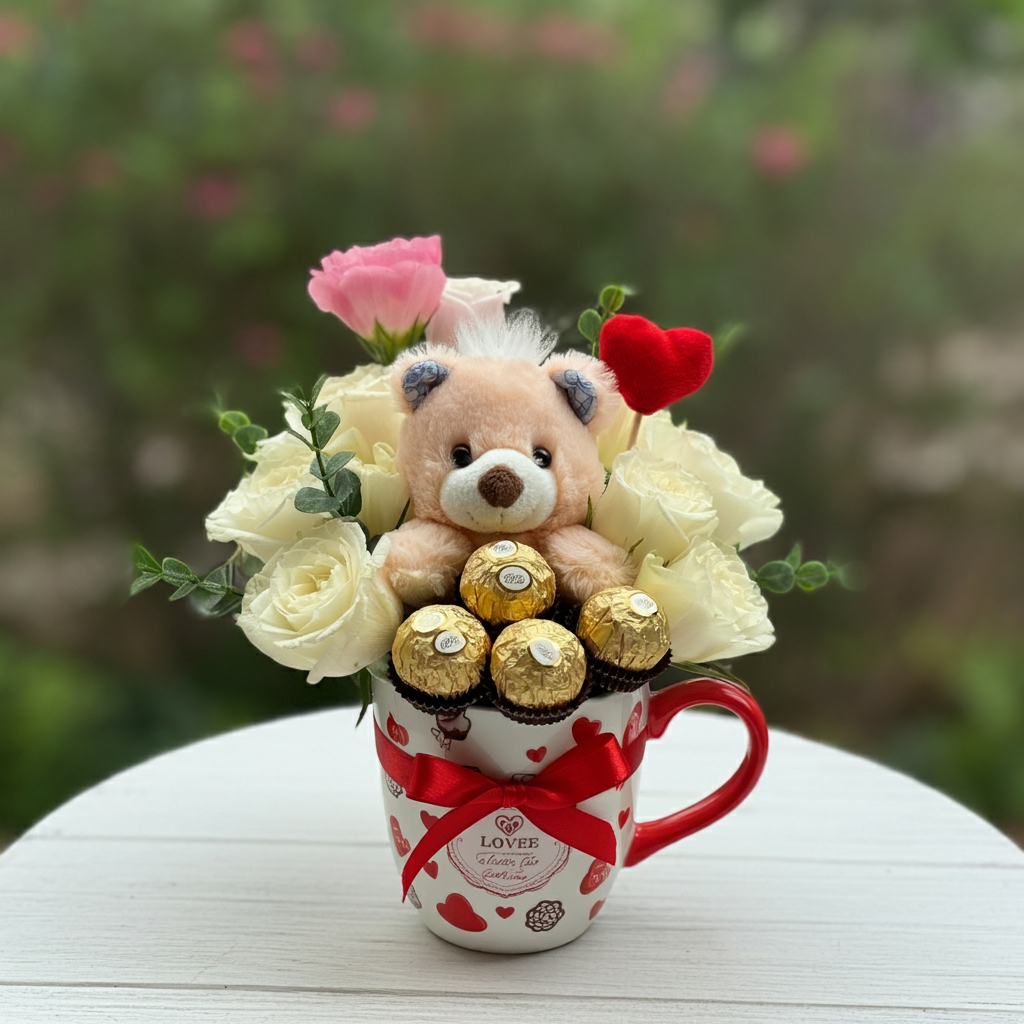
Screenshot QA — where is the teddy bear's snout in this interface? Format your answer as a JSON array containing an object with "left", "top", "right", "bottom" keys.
[{"left": 476, "top": 465, "right": 524, "bottom": 508}]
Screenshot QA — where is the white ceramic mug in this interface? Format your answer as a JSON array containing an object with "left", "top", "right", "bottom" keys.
[{"left": 372, "top": 672, "right": 768, "bottom": 953}]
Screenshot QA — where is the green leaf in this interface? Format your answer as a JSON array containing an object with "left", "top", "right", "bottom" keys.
[
  {"left": 197, "top": 564, "right": 232, "bottom": 594},
  {"left": 713, "top": 322, "right": 748, "bottom": 357},
  {"left": 238, "top": 551, "right": 264, "bottom": 577},
  {"left": 132, "top": 544, "right": 161, "bottom": 573},
  {"left": 672, "top": 660, "right": 750, "bottom": 690},
  {"left": 233, "top": 423, "right": 268, "bottom": 456},
  {"left": 626, "top": 536, "right": 645, "bottom": 558},
  {"left": 168, "top": 580, "right": 199, "bottom": 601},
  {"left": 191, "top": 588, "right": 244, "bottom": 617},
  {"left": 129, "top": 572, "right": 162, "bottom": 596},
  {"left": 218, "top": 410, "right": 249, "bottom": 435},
  {"left": 309, "top": 373, "right": 330, "bottom": 409},
  {"left": 796, "top": 560, "right": 830, "bottom": 591},
  {"left": 294, "top": 487, "right": 342, "bottom": 514},
  {"left": 279, "top": 385, "right": 306, "bottom": 409},
  {"left": 577, "top": 308, "right": 602, "bottom": 344},
  {"left": 310, "top": 450, "right": 355, "bottom": 480},
  {"left": 754, "top": 560, "right": 795, "bottom": 593},
  {"left": 584, "top": 495, "right": 594, "bottom": 530},
  {"left": 284, "top": 427, "right": 315, "bottom": 451},
  {"left": 310, "top": 409, "right": 340, "bottom": 447},
  {"left": 161, "top": 557, "right": 197, "bottom": 586},
  {"left": 332, "top": 468, "right": 362, "bottom": 518},
  {"left": 599, "top": 284, "right": 626, "bottom": 314},
  {"left": 785, "top": 543, "right": 803, "bottom": 570},
  {"left": 354, "top": 668, "right": 373, "bottom": 725}
]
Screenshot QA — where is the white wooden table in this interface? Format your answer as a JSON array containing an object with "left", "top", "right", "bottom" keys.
[{"left": 1, "top": 707, "right": 1022, "bottom": 1022}]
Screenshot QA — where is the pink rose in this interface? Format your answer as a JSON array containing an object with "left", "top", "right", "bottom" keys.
[{"left": 308, "top": 236, "right": 446, "bottom": 356}]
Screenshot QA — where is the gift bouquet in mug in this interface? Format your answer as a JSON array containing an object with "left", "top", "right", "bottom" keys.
[{"left": 133, "top": 234, "right": 839, "bottom": 952}]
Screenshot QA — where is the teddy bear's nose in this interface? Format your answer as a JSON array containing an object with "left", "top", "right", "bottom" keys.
[{"left": 477, "top": 465, "right": 524, "bottom": 508}]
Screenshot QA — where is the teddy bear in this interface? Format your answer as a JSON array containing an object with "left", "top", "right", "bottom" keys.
[{"left": 382, "top": 312, "right": 635, "bottom": 608}]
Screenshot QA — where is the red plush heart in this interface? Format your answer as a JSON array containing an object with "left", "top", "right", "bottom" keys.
[
  {"left": 436, "top": 893, "right": 488, "bottom": 932},
  {"left": 599, "top": 314, "right": 713, "bottom": 415}
]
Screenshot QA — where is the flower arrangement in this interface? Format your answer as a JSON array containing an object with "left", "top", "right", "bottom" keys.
[{"left": 131, "top": 234, "right": 838, "bottom": 709}]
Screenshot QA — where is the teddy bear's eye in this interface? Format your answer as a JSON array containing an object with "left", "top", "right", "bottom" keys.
[
  {"left": 451, "top": 445, "right": 473, "bottom": 468},
  {"left": 532, "top": 447, "right": 552, "bottom": 469}
]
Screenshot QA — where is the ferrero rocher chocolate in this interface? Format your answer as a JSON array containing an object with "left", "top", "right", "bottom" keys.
[
  {"left": 490, "top": 620, "right": 587, "bottom": 709},
  {"left": 459, "top": 540, "right": 556, "bottom": 625},
  {"left": 577, "top": 587, "right": 671, "bottom": 672},
  {"left": 391, "top": 605, "right": 490, "bottom": 699}
]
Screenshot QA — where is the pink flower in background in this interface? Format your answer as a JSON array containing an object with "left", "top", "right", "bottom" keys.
[
  {"left": 406, "top": 5, "right": 515, "bottom": 56},
  {"left": 328, "top": 88, "right": 378, "bottom": 132},
  {"left": 662, "top": 55, "right": 717, "bottom": 119},
  {"left": 297, "top": 29, "right": 341, "bottom": 71},
  {"left": 187, "top": 175, "right": 240, "bottom": 221},
  {"left": 224, "top": 20, "right": 280, "bottom": 96},
  {"left": 751, "top": 124, "right": 808, "bottom": 180},
  {"left": 0, "top": 14, "right": 34, "bottom": 56},
  {"left": 527, "top": 15, "right": 619, "bottom": 63},
  {"left": 309, "top": 236, "right": 446, "bottom": 343}
]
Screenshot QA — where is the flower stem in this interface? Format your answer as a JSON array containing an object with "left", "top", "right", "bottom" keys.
[{"left": 627, "top": 410, "right": 643, "bottom": 450}]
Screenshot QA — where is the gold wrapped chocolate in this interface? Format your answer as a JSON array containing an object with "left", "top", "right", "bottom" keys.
[
  {"left": 392, "top": 605, "right": 491, "bottom": 699},
  {"left": 459, "top": 540, "right": 556, "bottom": 625},
  {"left": 577, "top": 587, "right": 671, "bottom": 672},
  {"left": 490, "top": 620, "right": 587, "bottom": 709}
]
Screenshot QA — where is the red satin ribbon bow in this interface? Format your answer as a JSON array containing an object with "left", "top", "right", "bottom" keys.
[{"left": 375, "top": 721, "right": 644, "bottom": 899}]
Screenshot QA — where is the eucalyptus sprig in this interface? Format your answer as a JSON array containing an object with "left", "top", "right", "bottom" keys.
[
  {"left": 216, "top": 407, "right": 269, "bottom": 458},
  {"left": 279, "top": 375, "right": 362, "bottom": 523},
  {"left": 750, "top": 543, "right": 843, "bottom": 595},
  {"left": 129, "top": 544, "right": 261, "bottom": 618},
  {"left": 577, "top": 283, "right": 635, "bottom": 358}
]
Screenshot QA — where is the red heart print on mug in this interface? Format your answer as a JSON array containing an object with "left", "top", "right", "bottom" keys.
[
  {"left": 572, "top": 718, "right": 601, "bottom": 744},
  {"left": 526, "top": 746, "right": 547, "bottom": 763},
  {"left": 495, "top": 814, "right": 524, "bottom": 836},
  {"left": 389, "top": 815, "right": 410, "bottom": 857},
  {"left": 437, "top": 893, "right": 487, "bottom": 932},
  {"left": 386, "top": 713, "right": 409, "bottom": 747}
]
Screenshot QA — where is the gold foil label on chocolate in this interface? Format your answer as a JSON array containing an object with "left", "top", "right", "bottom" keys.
[
  {"left": 392, "top": 604, "right": 490, "bottom": 698},
  {"left": 577, "top": 587, "right": 670, "bottom": 672},
  {"left": 460, "top": 541, "right": 555, "bottom": 624},
  {"left": 490, "top": 620, "right": 586, "bottom": 710}
]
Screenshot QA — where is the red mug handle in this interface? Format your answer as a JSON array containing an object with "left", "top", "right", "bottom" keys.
[{"left": 625, "top": 677, "right": 769, "bottom": 867}]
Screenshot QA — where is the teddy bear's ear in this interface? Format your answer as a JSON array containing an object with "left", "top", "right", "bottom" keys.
[
  {"left": 546, "top": 352, "right": 621, "bottom": 433},
  {"left": 391, "top": 347, "right": 456, "bottom": 412}
]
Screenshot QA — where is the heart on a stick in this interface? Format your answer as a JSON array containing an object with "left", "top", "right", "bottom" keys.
[{"left": 599, "top": 313, "right": 713, "bottom": 415}]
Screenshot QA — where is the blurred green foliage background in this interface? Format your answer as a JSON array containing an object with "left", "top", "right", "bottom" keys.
[{"left": 2, "top": 0, "right": 1023, "bottom": 845}]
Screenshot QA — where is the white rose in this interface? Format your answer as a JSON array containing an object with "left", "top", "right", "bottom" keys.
[
  {"left": 597, "top": 409, "right": 783, "bottom": 550},
  {"left": 237, "top": 520, "right": 403, "bottom": 683},
  {"left": 207, "top": 365, "right": 412, "bottom": 560},
  {"left": 634, "top": 539, "right": 775, "bottom": 663},
  {"left": 590, "top": 448, "right": 718, "bottom": 564},
  {"left": 353, "top": 441, "right": 409, "bottom": 538},
  {"left": 205, "top": 431, "right": 320, "bottom": 562},
  {"left": 424, "top": 276, "right": 521, "bottom": 347}
]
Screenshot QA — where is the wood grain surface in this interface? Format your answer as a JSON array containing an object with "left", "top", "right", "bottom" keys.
[{"left": 1, "top": 707, "right": 1022, "bottom": 1023}]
